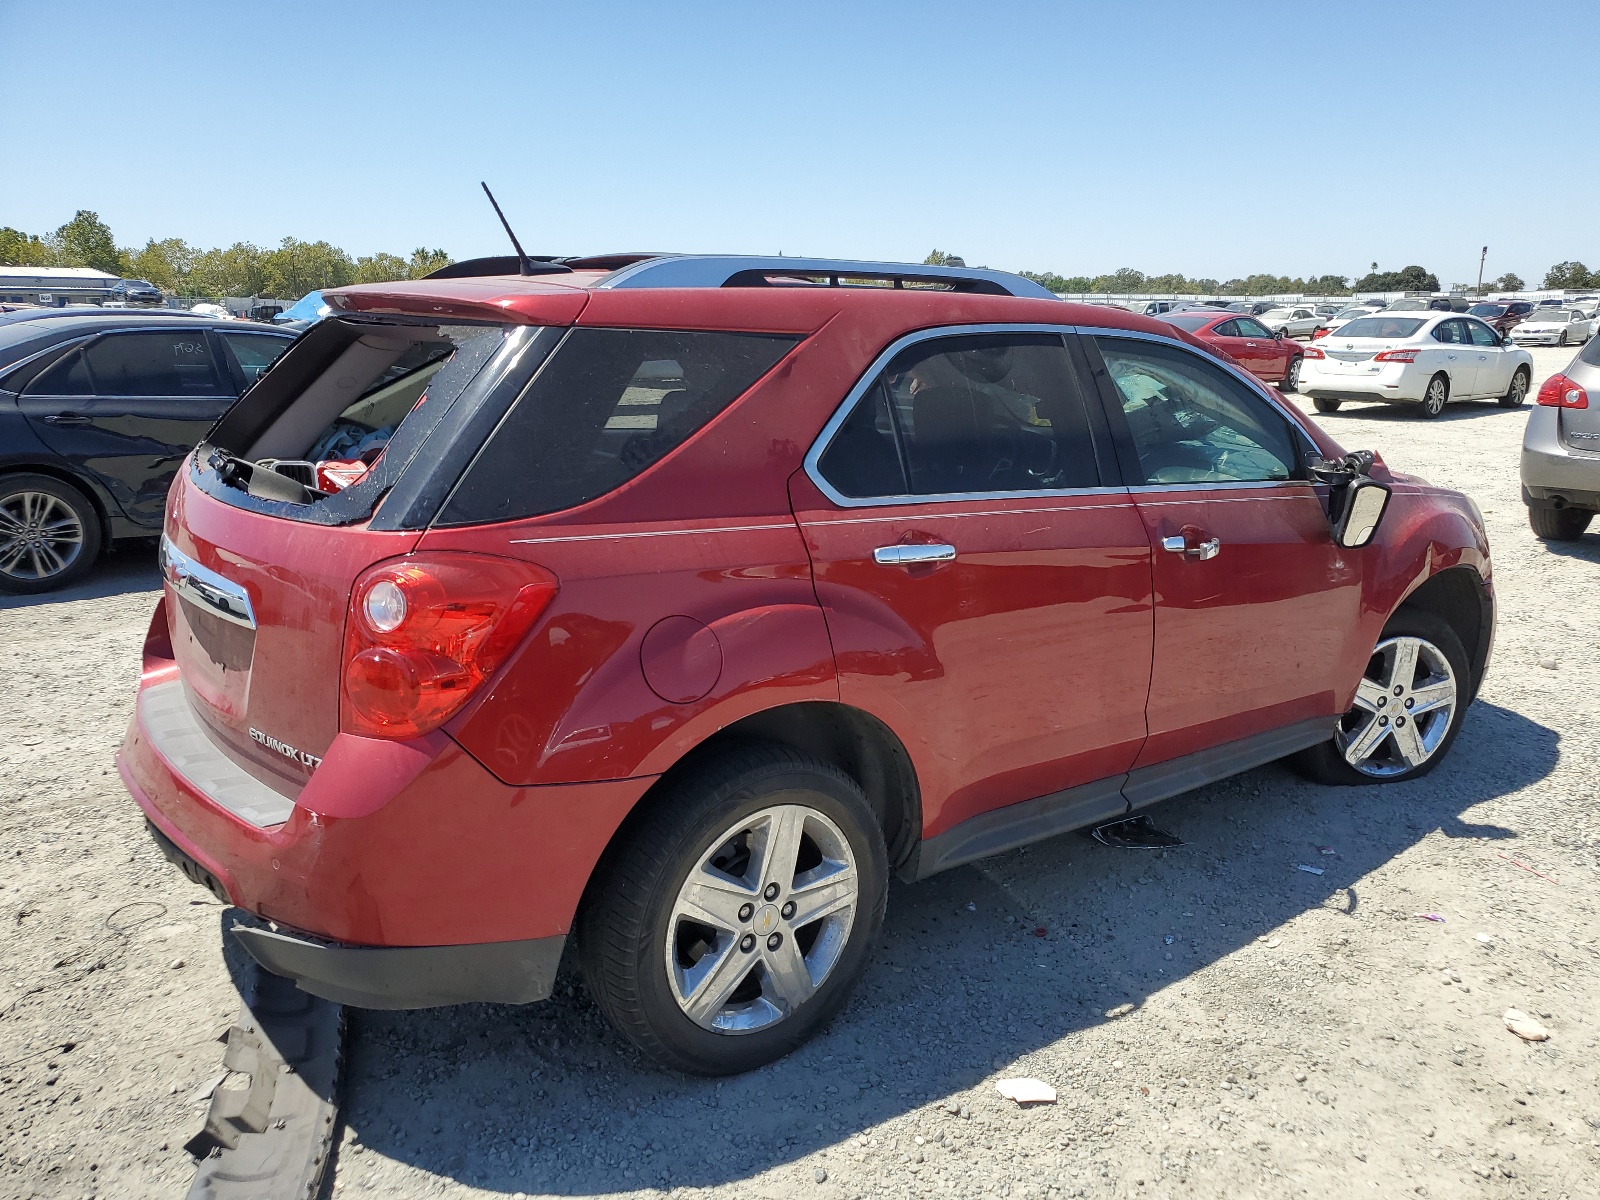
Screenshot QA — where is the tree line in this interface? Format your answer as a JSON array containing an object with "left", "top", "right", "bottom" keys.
[
  {"left": 0, "top": 210, "right": 453, "bottom": 299},
  {"left": 924, "top": 252, "right": 1556, "bottom": 295}
]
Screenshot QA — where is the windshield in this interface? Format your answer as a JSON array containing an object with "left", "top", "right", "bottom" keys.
[
  {"left": 1332, "top": 309, "right": 1369, "bottom": 320},
  {"left": 278, "top": 291, "right": 327, "bottom": 323},
  {"left": 1467, "top": 304, "right": 1506, "bottom": 317},
  {"left": 1160, "top": 313, "right": 1217, "bottom": 331},
  {"left": 1386, "top": 299, "right": 1428, "bottom": 311},
  {"left": 1260, "top": 309, "right": 1292, "bottom": 320},
  {"left": 1335, "top": 316, "right": 1426, "bottom": 339}
]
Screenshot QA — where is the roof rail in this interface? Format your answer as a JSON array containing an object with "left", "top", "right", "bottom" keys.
[
  {"left": 595, "top": 255, "right": 1058, "bottom": 299},
  {"left": 423, "top": 252, "right": 663, "bottom": 280}
]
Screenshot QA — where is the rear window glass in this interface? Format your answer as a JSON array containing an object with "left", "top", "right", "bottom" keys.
[
  {"left": 439, "top": 328, "right": 798, "bottom": 524},
  {"left": 1579, "top": 334, "right": 1600, "bottom": 367},
  {"left": 1335, "top": 317, "right": 1425, "bottom": 339}
]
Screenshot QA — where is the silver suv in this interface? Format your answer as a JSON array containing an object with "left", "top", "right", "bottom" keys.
[{"left": 1522, "top": 335, "right": 1600, "bottom": 541}]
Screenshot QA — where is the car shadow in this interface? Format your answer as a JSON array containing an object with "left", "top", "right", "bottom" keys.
[
  {"left": 1536, "top": 530, "right": 1600, "bottom": 564},
  {"left": 1300, "top": 399, "right": 1522, "bottom": 423},
  {"left": 0, "top": 538, "right": 160, "bottom": 610},
  {"left": 258, "top": 699, "right": 1554, "bottom": 1196}
]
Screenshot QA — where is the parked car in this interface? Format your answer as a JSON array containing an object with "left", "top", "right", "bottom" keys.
[
  {"left": 1522, "top": 334, "right": 1600, "bottom": 541},
  {"left": 1385, "top": 298, "right": 1433, "bottom": 312},
  {"left": 1136, "top": 300, "right": 1181, "bottom": 316},
  {"left": 1259, "top": 306, "right": 1326, "bottom": 339},
  {"left": 109, "top": 278, "right": 164, "bottom": 307},
  {"left": 272, "top": 290, "right": 330, "bottom": 330},
  {"left": 1509, "top": 308, "right": 1592, "bottom": 347},
  {"left": 1299, "top": 312, "right": 1533, "bottom": 417},
  {"left": 1466, "top": 300, "right": 1535, "bottom": 336},
  {"left": 1317, "top": 305, "right": 1385, "bottom": 338},
  {"left": 118, "top": 254, "right": 1495, "bottom": 1075},
  {"left": 188, "top": 303, "right": 233, "bottom": 320},
  {"left": 1158, "top": 309, "right": 1304, "bottom": 390},
  {"left": 0, "top": 309, "right": 293, "bottom": 592}
]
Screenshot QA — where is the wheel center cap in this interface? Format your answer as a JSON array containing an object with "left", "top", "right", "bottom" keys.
[{"left": 752, "top": 903, "right": 780, "bottom": 935}]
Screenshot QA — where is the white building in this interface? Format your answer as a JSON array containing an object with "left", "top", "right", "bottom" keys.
[{"left": 0, "top": 265, "right": 121, "bottom": 306}]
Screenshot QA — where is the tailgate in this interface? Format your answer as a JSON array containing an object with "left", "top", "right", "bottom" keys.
[{"left": 162, "top": 477, "right": 420, "bottom": 794}]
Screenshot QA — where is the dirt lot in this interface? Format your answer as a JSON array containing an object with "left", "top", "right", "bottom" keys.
[{"left": 2, "top": 346, "right": 1597, "bottom": 1200}]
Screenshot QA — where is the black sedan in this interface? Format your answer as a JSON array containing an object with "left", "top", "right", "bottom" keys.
[{"left": 0, "top": 309, "right": 293, "bottom": 592}]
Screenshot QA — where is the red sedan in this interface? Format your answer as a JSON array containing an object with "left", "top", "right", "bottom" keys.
[{"left": 1160, "top": 309, "right": 1304, "bottom": 391}]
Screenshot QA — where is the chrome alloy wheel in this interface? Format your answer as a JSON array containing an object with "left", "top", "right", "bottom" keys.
[
  {"left": 0, "top": 490, "right": 86, "bottom": 583},
  {"left": 1336, "top": 636, "right": 1457, "bottom": 778},
  {"left": 665, "top": 803, "right": 858, "bottom": 1034}
]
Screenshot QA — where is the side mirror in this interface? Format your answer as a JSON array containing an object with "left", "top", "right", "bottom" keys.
[{"left": 1333, "top": 477, "right": 1392, "bottom": 548}]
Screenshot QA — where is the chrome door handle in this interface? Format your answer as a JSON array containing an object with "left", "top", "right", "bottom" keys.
[
  {"left": 41, "top": 412, "right": 92, "bottom": 425},
  {"left": 1161, "top": 535, "right": 1220, "bottom": 560},
  {"left": 874, "top": 544, "right": 956, "bottom": 565}
]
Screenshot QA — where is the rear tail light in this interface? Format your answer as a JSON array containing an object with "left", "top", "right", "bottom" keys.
[
  {"left": 1537, "top": 373, "right": 1589, "bottom": 409},
  {"left": 1303, "top": 346, "right": 1326, "bottom": 359},
  {"left": 1374, "top": 348, "right": 1419, "bottom": 363},
  {"left": 342, "top": 553, "right": 558, "bottom": 739},
  {"left": 1312, "top": 327, "right": 1331, "bottom": 340}
]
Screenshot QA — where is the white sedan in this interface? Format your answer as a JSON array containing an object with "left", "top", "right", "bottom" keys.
[
  {"left": 1298, "top": 311, "right": 1534, "bottom": 418},
  {"left": 1259, "top": 305, "right": 1326, "bottom": 338},
  {"left": 1510, "top": 308, "right": 1591, "bottom": 347},
  {"left": 1317, "top": 305, "right": 1384, "bottom": 337}
]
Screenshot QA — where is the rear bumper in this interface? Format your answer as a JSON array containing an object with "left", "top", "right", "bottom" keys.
[
  {"left": 1521, "top": 409, "right": 1600, "bottom": 508},
  {"left": 1299, "top": 361, "right": 1422, "bottom": 402},
  {"left": 119, "top": 678, "right": 655, "bottom": 982},
  {"left": 230, "top": 922, "right": 566, "bottom": 1009}
]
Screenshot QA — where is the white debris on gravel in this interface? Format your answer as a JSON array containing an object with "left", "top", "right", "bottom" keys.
[{"left": 1, "top": 347, "right": 1597, "bottom": 1200}]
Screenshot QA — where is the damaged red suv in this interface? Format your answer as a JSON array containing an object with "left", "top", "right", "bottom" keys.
[{"left": 120, "top": 254, "right": 1493, "bottom": 1075}]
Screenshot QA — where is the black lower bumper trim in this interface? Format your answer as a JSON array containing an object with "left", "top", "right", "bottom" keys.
[{"left": 231, "top": 923, "right": 565, "bottom": 1010}]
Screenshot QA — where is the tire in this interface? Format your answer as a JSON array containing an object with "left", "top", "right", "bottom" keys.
[
  {"left": 1282, "top": 356, "right": 1302, "bottom": 393},
  {"left": 1420, "top": 374, "right": 1448, "bottom": 418},
  {"left": 577, "top": 744, "right": 889, "bottom": 1075},
  {"left": 1557, "top": 330, "right": 1568, "bottom": 347},
  {"left": 1290, "top": 608, "right": 1470, "bottom": 786},
  {"left": 1312, "top": 398, "right": 1342, "bottom": 413},
  {"left": 0, "top": 473, "right": 102, "bottom": 594},
  {"left": 1498, "top": 367, "right": 1530, "bottom": 409},
  {"left": 1528, "top": 505, "right": 1593, "bottom": 541}
]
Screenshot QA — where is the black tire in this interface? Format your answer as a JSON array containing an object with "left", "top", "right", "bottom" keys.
[
  {"left": 1312, "top": 397, "right": 1342, "bottom": 413},
  {"left": 1557, "top": 330, "right": 1568, "bottom": 347},
  {"left": 577, "top": 744, "right": 889, "bottom": 1075},
  {"left": 1498, "top": 367, "right": 1530, "bottom": 409},
  {"left": 1290, "top": 607, "right": 1471, "bottom": 786},
  {"left": 1420, "top": 374, "right": 1449, "bottom": 418},
  {"left": 0, "top": 473, "right": 103, "bottom": 594},
  {"left": 1282, "top": 356, "right": 1302, "bottom": 393},
  {"left": 1528, "top": 505, "right": 1592, "bottom": 541}
]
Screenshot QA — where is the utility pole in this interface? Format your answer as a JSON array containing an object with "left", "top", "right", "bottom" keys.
[{"left": 1477, "top": 246, "right": 1488, "bottom": 295}]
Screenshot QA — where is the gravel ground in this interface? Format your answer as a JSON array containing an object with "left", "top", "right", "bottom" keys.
[{"left": 2, "top": 345, "right": 1597, "bottom": 1200}]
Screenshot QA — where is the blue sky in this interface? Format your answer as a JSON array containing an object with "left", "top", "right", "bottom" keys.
[{"left": 2, "top": 1, "right": 1594, "bottom": 287}]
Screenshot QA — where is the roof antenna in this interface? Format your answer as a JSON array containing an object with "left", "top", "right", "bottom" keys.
[{"left": 480, "top": 181, "right": 534, "bottom": 276}]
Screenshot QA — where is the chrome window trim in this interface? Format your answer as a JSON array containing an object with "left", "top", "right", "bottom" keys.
[{"left": 800, "top": 322, "right": 1120, "bottom": 509}]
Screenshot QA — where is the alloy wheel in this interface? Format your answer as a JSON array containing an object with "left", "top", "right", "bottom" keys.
[
  {"left": 1335, "top": 636, "right": 1457, "bottom": 778},
  {"left": 1423, "top": 378, "right": 1447, "bottom": 417},
  {"left": 665, "top": 803, "right": 858, "bottom": 1034},
  {"left": 0, "top": 490, "right": 86, "bottom": 583}
]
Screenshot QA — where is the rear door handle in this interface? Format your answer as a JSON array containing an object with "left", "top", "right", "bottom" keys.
[
  {"left": 1162, "top": 535, "right": 1220, "bottom": 560},
  {"left": 41, "top": 412, "right": 91, "bottom": 425},
  {"left": 874, "top": 544, "right": 956, "bottom": 565}
]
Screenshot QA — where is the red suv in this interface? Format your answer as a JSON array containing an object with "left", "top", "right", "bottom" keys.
[{"left": 119, "top": 255, "right": 1494, "bottom": 1075}]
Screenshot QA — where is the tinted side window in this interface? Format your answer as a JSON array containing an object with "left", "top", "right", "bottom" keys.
[
  {"left": 818, "top": 333, "right": 1099, "bottom": 499},
  {"left": 219, "top": 332, "right": 291, "bottom": 387},
  {"left": 1096, "top": 337, "right": 1298, "bottom": 485},
  {"left": 1466, "top": 320, "right": 1499, "bottom": 347},
  {"left": 1211, "top": 320, "right": 1240, "bottom": 337},
  {"left": 24, "top": 347, "right": 92, "bottom": 396},
  {"left": 1432, "top": 320, "right": 1467, "bottom": 345},
  {"left": 440, "top": 328, "right": 798, "bottom": 524},
  {"left": 1235, "top": 317, "right": 1272, "bottom": 339},
  {"left": 85, "top": 331, "right": 226, "bottom": 396}
]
